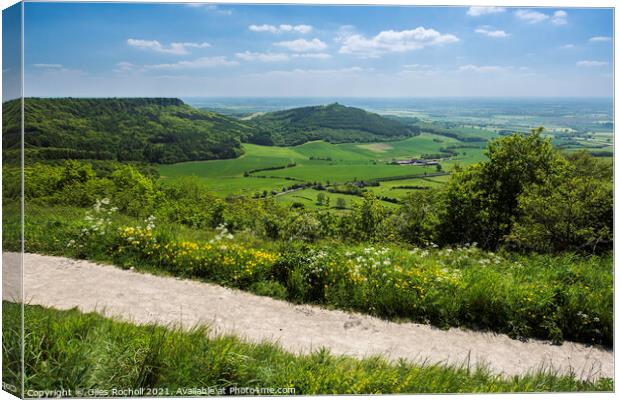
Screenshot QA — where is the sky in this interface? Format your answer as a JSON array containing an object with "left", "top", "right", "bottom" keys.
[
  {"left": 3, "top": 2, "right": 21, "bottom": 101},
  {"left": 12, "top": 3, "right": 615, "bottom": 98}
]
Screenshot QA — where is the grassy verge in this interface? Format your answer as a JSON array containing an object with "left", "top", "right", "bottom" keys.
[
  {"left": 2, "top": 302, "right": 613, "bottom": 395},
  {"left": 4, "top": 204, "right": 613, "bottom": 346}
]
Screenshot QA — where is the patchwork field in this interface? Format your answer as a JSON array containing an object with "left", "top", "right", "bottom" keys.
[
  {"left": 159, "top": 133, "right": 463, "bottom": 200},
  {"left": 158, "top": 123, "right": 606, "bottom": 205}
]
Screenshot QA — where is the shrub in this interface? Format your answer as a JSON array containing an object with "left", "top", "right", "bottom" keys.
[{"left": 280, "top": 212, "right": 324, "bottom": 242}]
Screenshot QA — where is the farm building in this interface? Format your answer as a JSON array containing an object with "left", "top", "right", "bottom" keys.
[{"left": 394, "top": 159, "right": 440, "bottom": 166}]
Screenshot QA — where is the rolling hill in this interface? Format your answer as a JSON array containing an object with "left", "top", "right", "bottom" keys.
[
  {"left": 247, "top": 103, "right": 420, "bottom": 146},
  {"left": 2, "top": 98, "right": 258, "bottom": 164}
]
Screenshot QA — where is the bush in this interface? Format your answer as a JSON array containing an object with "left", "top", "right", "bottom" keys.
[
  {"left": 280, "top": 212, "right": 324, "bottom": 242},
  {"left": 250, "top": 281, "right": 288, "bottom": 300},
  {"left": 111, "top": 166, "right": 157, "bottom": 217}
]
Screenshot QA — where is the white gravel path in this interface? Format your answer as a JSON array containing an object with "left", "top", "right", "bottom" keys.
[{"left": 2, "top": 252, "right": 613, "bottom": 380}]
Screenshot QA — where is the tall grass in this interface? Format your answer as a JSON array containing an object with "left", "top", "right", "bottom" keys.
[{"left": 2, "top": 302, "right": 612, "bottom": 395}]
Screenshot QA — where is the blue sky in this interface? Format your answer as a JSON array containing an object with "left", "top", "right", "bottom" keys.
[
  {"left": 3, "top": 2, "right": 21, "bottom": 101},
  {"left": 18, "top": 3, "right": 614, "bottom": 97}
]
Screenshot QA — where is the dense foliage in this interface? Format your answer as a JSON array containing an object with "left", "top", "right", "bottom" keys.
[
  {"left": 3, "top": 302, "right": 610, "bottom": 397},
  {"left": 2, "top": 98, "right": 257, "bottom": 164},
  {"left": 4, "top": 130, "right": 611, "bottom": 254},
  {"left": 437, "top": 131, "right": 612, "bottom": 252},
  {"left": 248, "top": 103, "right": 420, "bottom": 145}
]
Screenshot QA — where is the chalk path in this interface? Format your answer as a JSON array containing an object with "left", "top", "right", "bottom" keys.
[{"left": 2, "top": 252, "right": 613, "bottom": 380}]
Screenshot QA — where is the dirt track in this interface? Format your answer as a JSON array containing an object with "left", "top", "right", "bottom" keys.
[{"left": 2, "top": 252, "right": 614, "bottom": 380}]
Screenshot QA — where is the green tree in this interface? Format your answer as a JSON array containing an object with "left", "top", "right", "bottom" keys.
[
  {"left": 49, "top": 160, "right": 95, "bottom": 189},
  {"left": 396, "top": 190, "right": 440, "bottom": 246},
  {"left": 439, "top": 128, "right": 570, "bottom": 248},
  {"left": 110, "top": 166, "right": 156, "bottom": 217},
  {"left": 316, "top": 192, "right": 326, "bottom": 206},
  {"left": 507, "top": 165, "right": 612, "bottom": 253},
  {"left": 281, "top": 212, "right": 323, "bottom": 242},
  {"left": 351, "top": 193, "right": 387, "bottom": 241},
  {"left": 336, "top": 198, "right": 346, "bottom": 209}
]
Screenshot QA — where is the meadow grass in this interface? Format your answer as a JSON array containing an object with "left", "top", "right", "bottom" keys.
[
  {"left": 262, "top": 162, "right": 430, "bottom": 184},
  {"left": 275, "top": 188, "right": 398, "bottom": 210},
  {"left": 365, "top": 176, "right": 450, "bottom": 199},
  {"left": 2, "top": 302, "right": 613, "bottom": 396},
  {"left": 197, "top": 176, "right": 296, "bottom": 197},
  {"left": 158, "top": 143, "right": 302, "bottom": 179},
  {"left": 335, "top": 133, "right": 460, "bottom": 160}
]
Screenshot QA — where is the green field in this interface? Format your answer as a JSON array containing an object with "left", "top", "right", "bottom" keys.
[
  {"left": 275, "top": 188, "right": 398, "bottom": 209},
  {"left": 367, "top": 175, "right": 452, "bottom": 199},
  {"left": 158, "top": 127, "right": 608, "bottom": 203},
  {"left": 336, "top": 133, "right": 460, "bottom": 160},
  {"left": 159, "top": 134, "right": 462, "bottom": 198}
]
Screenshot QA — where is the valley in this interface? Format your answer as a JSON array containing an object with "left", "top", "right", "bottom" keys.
[{"left": 156, "top": 97, "right": 610, "bottom": 209}]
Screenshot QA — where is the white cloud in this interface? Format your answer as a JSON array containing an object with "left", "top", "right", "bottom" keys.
[
  {"left": 275, "top": 38, "right": 327, "bottom": 52},
  {"left": 560, "top": 44, "right": 575, "bottom": 49},
  {"left": 30, "top": 63, "right": 85, "bottom": 76},
  {"left": 187, "top": 4, "right": 232, "bottom": 15},
  {"left": 338, "top": 27, "right": 459, "bottom": 58},
  {"left": 33, "top": 63, "right": 63, "bottom": 69},
  {"left": 335, "top": 25, "right": 356, "bottom": 39},
  {"left": 249, "top": 24, "right": 278, "bottom": 33},
  {"left": 144, "top": 56, "right": 239, "bottom": 70},
  {"left": 248, "top": 24, "right": 313, "bottom": 34},
  {"left": 113, "top": 61, "right": 136, "bottom": 73},
  {"left": 207, "top": 5, "right": 233, "bottom": 16},
  {"left": 31, "top": 63, "right": 85, "bottom": 75},
  {"left": 291, "top": 53, "right": 332, "bottom": 59},
  {"left": 515, "top": 9, "right": 568, "bottom": 25},
  {"left": 127, "top": 39, "right": 210, "bottom": 55},
  {"left": 403, "top": 64, "right": 431, "bottom": 69},
  {"left": 515, "top": 10, "right": 549, "bottom": 24},
  {"left": 399, "top": 64, "right": 440, "bottom": 76},
  {"left": 589, "top": 36, "right": 611, "bottom": 42},
  {"left": 466, "top": 7, "right": 505, "bottom": 17},
  {"left": 551, "top": 10, "right": 568, "bottom": 26},
  {"left": 279, "top": 24, "right": 313, "bottom": 34},
  {"left": 458, "top": 64, "right": 512, "bottom": 73},
  {"left": 576, "top": 60, "right": 609, "bottom": 67},
  {"left": 259, "top": 67, "right": 365, "bottom": 76},
  {"left": 235, "top": 51, "right": 289, "bottom": 62},
  {"left": 475, "top": 28, "right": 509, "bottom": 38}
]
